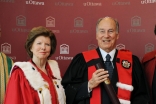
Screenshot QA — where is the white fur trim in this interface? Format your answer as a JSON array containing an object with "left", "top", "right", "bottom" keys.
[
  {"left": 37, "top": 86, "right": 51, "bottom": 104},
  {"left": 53, "top": 79, "right": 66, "bottom": 104},
  {"left": 48, "top": 60, "right": 61, "bottom": 79},
  {"left": 11, "top": 62, "right": 51, "bottom": 104},
  {"left": 116, "top": 82, "right": 134, "bottom": 91},
  {"left": 11, "top": 60, "right": 66, "bottom": 104},
  {"left": 119, "top": 98, "right": 131, "bottom": 104},
  {"left": 47, "top": 60, "right": 66, "bottom": 104}
]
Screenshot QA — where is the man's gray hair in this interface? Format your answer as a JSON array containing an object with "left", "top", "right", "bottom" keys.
[{"left": 96, "top": 16, "right": 119, "bottom": 34}]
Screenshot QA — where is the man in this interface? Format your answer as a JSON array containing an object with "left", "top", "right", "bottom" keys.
[
  {"left": 62, "top": 17, "right": 150, "bottom": 104},
  {"left": 142, "top": 25, "right": 156, "bottom": 104},
  {"left": 0, "top": 52, "right": 13, "bottom": 104}
]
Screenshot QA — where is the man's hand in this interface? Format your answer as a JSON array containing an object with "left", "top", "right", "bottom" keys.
[{"left": 88, "top": 69, "right": 109, "bottom": 90}]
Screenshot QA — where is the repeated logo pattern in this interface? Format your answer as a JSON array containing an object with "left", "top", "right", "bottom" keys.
[
  {"left": 26, "top": 0, "right": 44, "bottom": 5},
  {"left": 74, "top": 17, "right": 83, "bottom": 27},
  {"left": 46, "top": 16, "right": 55, "bottom": 27},
  {"left": 0, "top": 1, "right": 155, "bottom": 68},
  {"left": 60, "top": 44, "right": 69, "bottom": 54},
  {"left": 141, "top": 0, "right": 156, "bottom": 4},
  {"left": 16, "top": 15, "right": 26, "bottom": 26},
  {"left": 116, "top": 44, "right": 125, "bottom": 50},
  {"left": 145, "top": 43, "right": 154, "bottom": 54},
  {"left": 1, "top": 43, "right": 11, "bottom": 54}
]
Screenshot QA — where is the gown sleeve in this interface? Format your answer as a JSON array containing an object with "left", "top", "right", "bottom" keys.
[
  {"left": 4, "top": 66, "right": 40, "bottom": 104},
  {"left": 62, "top": 53, "right": 91, "bottom": 104},
  {"left": 131, "top": 55, "right": 150, "bottom": 104}
]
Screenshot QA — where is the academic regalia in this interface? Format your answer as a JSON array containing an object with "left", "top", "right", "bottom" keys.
[
  {"left": 62, "top": 48, "right": 150, "bottom": 104},
  {"left": 142, "top": 50, "right": 156, "bottom": 104},
  {"left": 4, "top": 60, "right": 66, "bottom": 104},
  {"left": 0, "top": 52, "right": 13, "bottom": 104}
]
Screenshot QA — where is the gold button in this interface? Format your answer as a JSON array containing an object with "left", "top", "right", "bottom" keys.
[
  {"left": 44, "top": 84, "right": 49, "bottom": 89},
  {"left": 54, "top": 81, "right": 57, "bottom": 84}
]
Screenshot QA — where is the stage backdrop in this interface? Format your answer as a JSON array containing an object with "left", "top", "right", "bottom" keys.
[{"left": 0, "top": 0, "right": 156, "bottom": 76}]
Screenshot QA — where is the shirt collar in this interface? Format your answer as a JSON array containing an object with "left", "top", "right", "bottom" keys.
[{"left": 99, "top": 48, "right": 116, "bottom": 61}]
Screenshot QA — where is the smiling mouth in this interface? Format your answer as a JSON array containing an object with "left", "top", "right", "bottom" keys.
[{"left": 103, "top": 40, "right": 111, "bottom": 42}]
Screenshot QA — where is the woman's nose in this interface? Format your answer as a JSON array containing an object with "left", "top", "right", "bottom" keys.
[{"left": 41, "top": 44, "right": 46, "bottom": 50}]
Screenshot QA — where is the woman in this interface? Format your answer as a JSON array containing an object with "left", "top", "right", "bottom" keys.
[{"left": 4, "top": 26, "right": 66, "bottom": 104}]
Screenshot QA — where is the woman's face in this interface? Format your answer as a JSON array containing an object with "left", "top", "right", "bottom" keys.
[{"left": 31, "top": 36, "right": 51, "bottom": 60}]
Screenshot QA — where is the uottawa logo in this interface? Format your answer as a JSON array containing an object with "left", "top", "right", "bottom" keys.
[
  {"left": 127, "top": 16, "right": 145, "bottom": 33},
  {"left": 74, "top": 17, "right": 83, "bottom": 27},
  {"left": 1, "top": 43, "right": 16, "bottom": 60},
  {"left": 26, "top": 0, "right": 44, "bottom": 5},
  {"left": 70, "top": 17, "right": 88, "bottom": 34},
  {"left": 145, "top": 43, "right": 154, "bottom": 54},
  {"left": 55, "top": 44, "right": 73, "bottom": 60},
  {"left": 46, "top": 16, "right": 55, "bottom": 27},
  {"left": 88, "top": 44, "right": 97, "bottom": 50},
  {"left": 0, "top": 0, "right": 14, "bottom": 3},
  {"left": 16, "top": 15, "right": 26, "bottom": 26},
  {"left": 60, "top": 44, "right": 69, "bottom": 54},
  {"left": 141, "top": 0, "right": 156, "bottom": 4},
  {"left": 116, "top": 44, "right": 125, "bottom": 50},
  {"left": 1, "top": 43, "right": 11, "bottom": 54},
  {"left": 83, "top": 2, "right": 102, "bottom": 6}
]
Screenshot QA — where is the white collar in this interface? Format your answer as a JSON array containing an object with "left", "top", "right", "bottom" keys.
[{"left": 99, "top": 48, "right": 116, "bottom": 61}]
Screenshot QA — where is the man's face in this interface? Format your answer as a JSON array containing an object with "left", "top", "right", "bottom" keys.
[{"left": 96, "top": 18, "right": 119, "bottom": 53}]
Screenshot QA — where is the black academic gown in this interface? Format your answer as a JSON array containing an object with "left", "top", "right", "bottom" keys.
[{"left": 62, "top": 48, "right": 150, "bottom": 104}]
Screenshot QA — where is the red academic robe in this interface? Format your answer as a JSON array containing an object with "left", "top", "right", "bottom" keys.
[
  {"left": 4, "top": 61, "right": 59, "bottom": 104},
  {"left": 4, "top": 67, "right": 40, "bottom": 104},
  {"left": 142, "top": 50, "right": 156, "bottom": 104}
]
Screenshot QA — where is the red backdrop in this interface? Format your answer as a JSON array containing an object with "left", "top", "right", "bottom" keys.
[{"left": 0, "top": 0, "right": 156, "bottom": 76}]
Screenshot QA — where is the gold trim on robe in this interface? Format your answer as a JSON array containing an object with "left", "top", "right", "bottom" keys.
[{"left": 0, "top": 52, "right": 13, "bottom": 104}]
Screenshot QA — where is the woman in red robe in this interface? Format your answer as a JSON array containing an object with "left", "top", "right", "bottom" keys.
[{"left": 4, "top": 26, "right": 66, "bottom": 104}]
